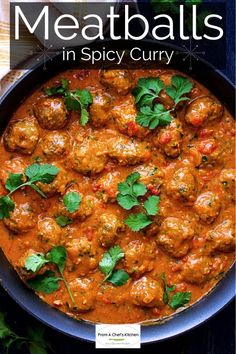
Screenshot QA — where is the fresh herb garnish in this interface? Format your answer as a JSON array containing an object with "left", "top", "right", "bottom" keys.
[
  {"left": 63, "top": 191, "right": 82, "bottom": 213},
  {"left": 45, "top": 79, "right": 93, "bottom": 126},
  {"left": 132, "top": 75, "right": 193, "bottom": 130},
  {"left": 0, "top": 163, "right": 59, "bottom": 219},
  {"left": 161, "top": 273, "right": 191, "bottom": 309},
  {"left": 0, "top": 312, "right": 53, "bottom": 354},
  {"left": 55, "top": 215, "right": 73, "bottom": 227},
  {"left": 25, "top": 246, "right": 74, "bottom": 304},
  {"left": 99, "top": 245, "right": 129, "bottom": 286},
  {"left": 117, "top": 172, "right": 160, "bottom": 231}
]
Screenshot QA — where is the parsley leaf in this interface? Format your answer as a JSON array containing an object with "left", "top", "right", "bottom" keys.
[
  {"left": 63, "top": 191, "right": 82, "bottom": 213},
  {"left": 0, "top": 163, "right": 59, "bottom": 219},
  {"left": 0, "top": 196, "right": 15, "bottom": 219},
  {"left": 27, "top": 270, "right": 60, "bottom": 294},
  {"left": 99, "top": 245, "right": 129, "bottom": 286},
  {"left": 116, "top": 194, "right": 139, "bottom": 210},
  {"left": 144, "top": 196, "right": 160, "bottom": 216},
  {"left": 168, "top": 292, "right": 192, "bottom": 309},
  {"left": 161, "top": 273, "right": 176, "bottom": 304},
  {"left": 44, "top": 78, "right": 68, "bottom": 96},
  {"left": 117, "top": 172, "right": 147, "bottom": 210},
  {"left": 166, "top": 75, "right": 194, "bottom": 105},
  {"left": 47, "top": 246, "right": 66, "bottom": 273},
  {"left": 136, "top": 104, "right": 172, "bottom": 130},
  {"left": 132, "top": 77, "right": 164, "bottom": 107},
  {"left": 55, "top": 215, "right": 72, "bottom": 227},
  {"left": 25, "top": 253, "right": 49, "bottom": 273},
  {"left": 125, "top": 213, "right": 152, "bottom": 231},
  {"left": 108, "top": 269, "right": 130, "bottom": 286}
]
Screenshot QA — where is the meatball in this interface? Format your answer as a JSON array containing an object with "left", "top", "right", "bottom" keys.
[
  {"left": 66, "top": 237, "right": 98, "bottom": 271},
  {"left": 157, "top": 217, "right": 195, "bottom": 258},
  {"left": 64, "top": 195, "right": 96, "bottom": 220},
  {"left": 70, "top": 136, "right": 107, "bottom": 175},
  {"left": 220, "top": 169, "right": 236, "bottom": 201},
  {"left": 135, "top": 164, "right": 164, "bottom": 190},
  {"left": 37, "top": 217, "right": 62, "bottom": 245},
  {"left": 4, "top": 118, "right": 39, "bottom": 155},
  {"left": 100, "top": 69, "right": 134, "bottom": 95},
  {"left": 40, "top": 132, "right": 70, "bottom": 158},
  {"left": 124, "top": 240, "right": 157, "bottom": 278},
  {"left": 181, "top": 254, "right": 213, "bottom": 284},
  {"left": 154, "top": 119, "right": 183, "bottom": 158},
  {"left": 33, "top": 97, "right": 69, "bottom": 130},
  {"left": 97, "top": 212, "right": 124, "bottom": 248},
  {"left": 194, "top": 191, "right": 221, "bottom": 224},
  {"left": 185, "top": 96, "right": 223, "bottom": 127},
  {"left": 205, "top": 219, "right": 235, "bottom": 254},
  {"left": 196, "top": 138, "right": 224, "bottom": 167},
  {"left": 0, "top": 158, "right": 27, "bottom": 185},
  {"left": 93, "top": 171, "right": 122, "bottom": 203},
  {"left": 89, "top": 92, "right": 111, "bottom": 127},
  {"left": 37, "top": 166, "right": 71, "bottom": 196},
  {"left": 108, "top": 135, "right": 151, "bottom": 166},
  {"left": 3, "top": 202, "right": 36, "bottom": 233},
  {"left": 166, "top": 167, "right": 197, "bottom": 203},
  {"left": 130, "top": 276, "right": 164, "bottom": 308},
  {"left": 69, "top": 278, "right": 96, "bottom": 312},
  {"left": 111, "top": 95, "right": 149, "bottom": 139}
]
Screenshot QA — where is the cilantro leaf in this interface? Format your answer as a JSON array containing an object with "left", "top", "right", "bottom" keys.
[
  {"left": 108, "top": 269, "right": 129, "bottom": 286},
  {"left": 63, "top": 191, "right": 81, "bottom": 213},
  {"left": 0, "top": 313, "right": 12, "bottom": 339},
  {"left": 136, "top": 104, "right": 172, "bottom": 129},
  {"left": 168, "top": 292, "right": 192, "bottom": 309},
  {"left": 55, "top": 215, "right": 72, "bottom": 227},
  {"left": 64, "top": 89, "right": 93, "bottom": 126},
  {"left": 144, "top": 195, "right": 160, "bottom": 216},
  {"left": 126, "top": 172, "right": 141, "bottom": 185},
  {"left": 166, "top": 75, "right": 193, "bottom": 105},
  {"left": 27, "top": 325, "right": 50, "bottom": 354},
  {"left": 25, "top": 163, "right": 59, "bottom": 184},
  {"left": 124, "top": 213, "right": 152, "bottom": 231},
  {"left": 132, "top": 182, "right": 147, "bottom": 197},
  {"left": 161, "top": 273, "right": 176, "bottom": 304},
  {"left": 44, "top": 78, "right": 68, "bottom": 96},
  {"left": 5, "top": 173, "right": 24, "bottom": 192},
  {"left": 116, "top": 194, "right": 139, "bottom": 210},
  {"left": 25, "top": 253, "right": 48, "bottom": 273},
  {"left": 47, "top": 246, "right": 67, "bottom": 273},
  {"left": 0, "top": 196, "right": 15, "bottom": 219},
  {"left": 99, "top": 245, "right": 125, "bottom": 283},
  {"left": 132, "top": 77, "right": 164, "bottom": 107},
  {"left": 81, "top": 107, "right": 89, "bottom": 126},
  {"left": 27, "top": 270, "right": 60, "bottom": 294},
  {"left": 117, "top": 172, "right": 147, "bottom": 209}
]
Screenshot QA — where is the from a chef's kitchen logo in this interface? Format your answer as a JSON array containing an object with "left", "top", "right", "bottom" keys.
[{"left": 96, "top": 324, "right": 141, "bottom": 348}]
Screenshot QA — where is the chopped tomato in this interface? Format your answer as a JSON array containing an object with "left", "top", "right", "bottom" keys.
[
  {"left": 159, "top": 132, "right": 171, "bottom": 145},
  {"left": 198, "top": 129, "right": 214, "bottom": 138},
  {"left": 127, "top": 121, "right": 139, "bottom": 136},
  {"left": 198, "top": 139, "right": 217, "bottom": 155},
  {"left": 147, "top": 184, "right": 160, "bottom": 196}
]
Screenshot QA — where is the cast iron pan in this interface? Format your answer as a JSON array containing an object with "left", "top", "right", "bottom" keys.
[{"left": 0, "top": 40, "right": 235, "bottom": 343}]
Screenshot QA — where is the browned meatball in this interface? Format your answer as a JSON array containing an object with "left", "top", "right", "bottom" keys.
[
  {"left": 40, "top": 132, "right": 70, "bottom": 158},
  {"left": 194, "top": 191, "right": 221, "bottom": 224},
  {"left": 124, "top": 240, "right": 157, "bottom": 278},
  {"left": 59, "top": 192, "right": 96, "bottom": 221},
  {"left": 70, "top": 136, "right": 107, "bottom": 175},
  {"left": 37, "top": 165, "right": 71, "bottom": 196},
  {"left": 3, "top": 202, "right": 36, "bottom": 233},
  {"left": 157, "top": 217, "right": 195, "bottom": 258},
  {"left": 196, "top": 138, "right": 224, "bottom": 167},
  {"left": 181, "top": 254, "right": 213, "bottom": 284},
  {"left": 185, "top": 96, "right": 223, "bottom": 127},
  {"left": 89, "top": 92, "right": 112, "bottom": 127},
  {"left": 4, "top": 118, "right": 39, "bottom": 155},
  {"left": 66, "top": 237, "right": 98, "bottom": 272},
  {"left": 93, "top": 171, "right": 122, "bottom": 203},
  {"left": 108, "top": 135, "right": 151, "bottom": 166},
  {"left": 220, "top": 169, "right": 236, "bottom": 201},
  {"left": 0, "top": 158, "right": 27, "bottom": 185},
  {"left": 100, "top": 69, "right": 134, "bottom": 95},
  {"left": 111, "top": 95, "right": 149, "bottom": 139},
  {"left": 69, "top": 278, "right": 96, "bottom": 312},
  {"left": 37, "top": 217, "right": 62, "bottom": 245},
  {"left": 166, "top": 167, "right": 197, "bottom": 203},
  {"left": 135, "top": 164, "right": 164, "bottom": 190},
  {"left": 130, "top": 276, "right": 164, "bottom": 308},
  {"left": 33, "top": 97, "right": 69, "bottom": 130},
  {"left": 205, "top": 219, "right": 235, "bottom": 254},
  {"left": 154, "top": 119, "right": 183, "bottom": 158},
  {"left": 97, "top": 212, "right": 124, "bottom": 248}
]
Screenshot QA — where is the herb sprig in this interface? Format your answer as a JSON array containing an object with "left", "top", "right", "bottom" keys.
[
  {"left": 63, "top": 191, "right": 82, "bottom": 213},
  {"left": 162, "top": 273, "right": 191, "bottom": 309},
  {"left": 117, "top": 172, "right": 160, "bottom": 231},
  {"left": 25, "top": 246, "right": 74, "bottom": 304},
  {"left": 99, "top": 245, "right": 129, "bottom": 286},
  {"left": 45, "top": 79, "right": 93, "bottom": 126},
  {"left": 0, "top": 163, "right": 59, "bottom": 219},
  {"left": 132, "top": 75, "right": 193, "bottom": 130}
]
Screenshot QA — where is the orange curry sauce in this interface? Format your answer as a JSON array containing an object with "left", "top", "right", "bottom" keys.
[{"left": 0, "top": 68, "right": 235, "bottom": 324}]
